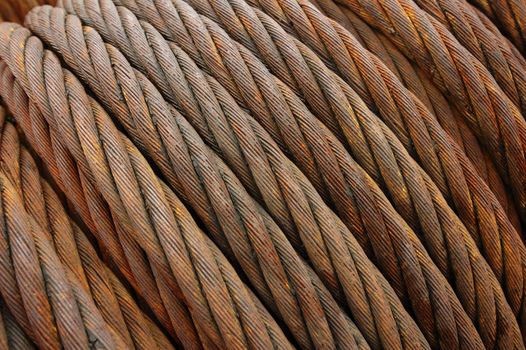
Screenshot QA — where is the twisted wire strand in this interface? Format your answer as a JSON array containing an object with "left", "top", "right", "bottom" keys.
[
  {"left": 309, "top": 0, "right": 522, "bottom": 232},
  {"left": 21, "top": 6, "right": 517, "bottom": 350},
  {"left": 0, "top": 73, "right": 288, "bottom": 349},
  {"left": 163, "top": 0, "right": 526, "bottom": 295},
  {"left": 366, "top": 0, "right": 526, "bottom": 119},
  {"left": 0, "top": 298, "right": 36, "bottom": 349},
  {"left": 47, "top": 1, "right": 526, "bottom": 347},
  {"left": 14, "top": 31, "right": 382, "bottom": 348},
  {"left": 0, "top": 60, "right": 219, "bottom": 350},
  {"left": 254, "top": 0, "right": 526, "bottom": 134},
  {"left": 469, "top": 3, "right": 526, "bottom": 63},
  {"left": 57, "top": 1, "right": 526, "bottom": 266},
  {"left": 146, "top": 0, "right": 526, "bottom": 219},
  {"left": 468, "top": 0, "right": 526, "bottom": 54},
  {"left": 33, "top": 9, "right": 439, "bottom": 350},
  {"left": 0, "top": 168, "right": 128, "bottom": 349},
  {"left": 0, "top": 114, "right": 180, "bottom": 350},
  {"left": 0, "top": 30, "right": 323, "bottom": 350},
  {"left": 52, "top": 1, "right": 526, "bottom": 334},
  {"left": 1, "top": 18, "right": 486, "bottom": 350},
  {"left": 2, "top": 19, "right": 429, "bottom": 350},
  {"left": 332, "top": 0, "right": 526, "bottom": 204},
  {"left": 103, "top": 0, "right": 526, "bottom": 233}
]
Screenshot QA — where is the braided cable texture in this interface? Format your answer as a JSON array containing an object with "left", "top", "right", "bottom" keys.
[
  {"left": 310, "top": 0, "right": 522, "bottom": 231},
  {"left": 0, "top": 59, "right": 222, "bottom": 350},
  {"left": 0, "top": 298, "right": 36, "bottom": 350},
  {"left": 50, "top": 0, "right": 525, "bottom": 347},
  {"left": 70, "top": 0, "right": 526, "bottom": 328},
  {"left": 0, "top": 163, "right": 127, "bottom": 349},
  {"left": 4, "top": 16, "right": 430, "bottom": 350},
  {"left": 337, "top": 0, "right": 526, "bottom": 204},
  {"left": 0, "top": 26, "right": 324, "bottom": 350},
  {"left": 24, "top": 6, "right": 484, "bottom": 350},
  {"left": 0, "top": 111, "right": 179, "bottom": 350},
  {"left": 468, "top": 0, "right": 526, "bottom": 54}
]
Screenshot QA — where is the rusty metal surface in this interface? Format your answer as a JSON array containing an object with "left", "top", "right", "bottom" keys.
[{"left": 0, "top": 0, "right": 524, "bottom": 348}]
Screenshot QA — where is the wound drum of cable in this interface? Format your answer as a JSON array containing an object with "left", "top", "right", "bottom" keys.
[{"left": 0, "top": 0, "right": 524, "bottom": 349}]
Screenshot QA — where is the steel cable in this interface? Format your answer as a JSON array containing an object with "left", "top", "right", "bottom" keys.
[
  {"left": 308, "top": 0, "right": 522, "bottom": 232},
  {"left": 330, "top": 0, "right": 526, "bottom": 212},
  {"left": 343, "top": 0, "right": 526, "bottom": 121},
  {"left": 0, "top": 0, "right": 522, "bottom": 348},
  {"left": 0, "top": 30, "right": 331, "bottom": 350},
  {"left": 0, "top": 21, "right": 433, "bottom": 350},
  {"left": 0, "top": 112, "right": 180, "bottom": 350},
  {"left": 0, "top": 169, "right": 128, "bottom": 349},
  {"left": 468, "top": 0, "right": 526, "bottom": 55},
  {"left": 0, "top": 60, "right": 225, "bottom": 350},
  {"left": 23, "top": 8, "right": 442, "bottom": 349},
  {"left": 52, "top": 2, "right": 526, "bottom": 337},
  {"left": 88, "top": 0, "right": 526, "bottom": 238},
  {"left": 20, "top": 6, "right": 486, "bottom": 350},
  {"left": 0, "top": 56, "right": 370, "bottom": 350},
  {"left": 0, "top": 68, "right": 299, "bottom": 350},
  {"left": 43, "top": 1, "right": 525, "bottom": 347},
  {"left": 19, "top": 5, "right": 525, "bottom": 350},
  {"left": 0, "top": 298, "right": 36, "bottom": 349},
  {"left": 163, "top": 0, "right": 526, "bottom": 221}
]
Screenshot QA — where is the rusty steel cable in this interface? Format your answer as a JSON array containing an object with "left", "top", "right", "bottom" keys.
[
  {"left": 0, "top": 60, "right": 227, "bottom": 350},
  {"left": 90, "top": 0, "right": 526, "bottom": 235},
  {"left": 308, "top": 0, "right": 522, "bottom": 232},
  {"left": 52, "top": 2, "right": 526, "bottom": 334},
  {"left": 253, "top": 0, "right": 526, "bottom": 137},
  {"left": 469, "top": 2, "right": 526, "bottom": 63},
  {"left": 0, "top": 168, "right": 128, "bottom": 349},
  {"left": 2, "top": 64, "right": 362, "bottom": 350},
  {"left": 331, "top": 0, "right": 526, "bottom": 209},
  {"left": 16, "top": 8, "right": 492, "bottom": 350},
  {"left": 169, "top": 0, "right": 526, "bottom": 215},
  {"left": 43, "top": 2, "right": 520, "bottom": 348},
  {"left": 0, "top": 113, "right": 180, "bottom": 350},
  {"left": 0, "top": 298, "right": 36, "bottom": 350},
  {"left": 0, "top": 0, "right": 522, "bottom": 348},
  {"left": 19, "top": 6, "right": 526, "bottom": 350},
  {"left": 364, "top": 0, "right": 526, "bottom": 119},
  {"left": 0, "top": 22, "right": 437, "bottom": 350},
  {"left": 0, "top": 73, "right": 298, "bottom": 350},
  {"left": 20, "top": 9, "right": 442, "bottom": 350},
  {"left": 0, "top": 26, "right": 382, "bottom": 347},
  {"left": 0, "top": 33, "right": 344, "bottom": 350},
  {"left": 0, "top": 53, "right": 385, "bottom": 350},
  {"left": 0, "top": 65, "right": 205, "bottom": 349},
  {"left": 468, "top": 0, "right": 526, "bottom": 55}
]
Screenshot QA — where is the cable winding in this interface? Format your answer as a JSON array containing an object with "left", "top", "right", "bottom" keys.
[
  {"left": 0, "top": 26, "right": 329, "bottom": 350},
  {"left": 46, "top": 1, "right": 526, "bottom": 347},
  {"left": 332, "top": 0, "right": 526, "bottom": 210},
  {"left": 0, "top": 169, "right": 127, "bottom": 349},
  {"left": 0, "top": 298, "right": 35, "bottom": 349},
  {"left": 468, "top": 0, "right": 526, "bottom": 55},
  {"left": 0, "top": 60, "right": 223, "bottom": 350},
  {"left": 309, "top": 0, "right": 522, "bottom": 232},
  {"left": 22, "top": 4, "right": 526, "bottom": 350},
  {"left": 1, "top": 18, "right": 433, "bottom": 350},
  {"left": 342, "top": 0, "right": 526, "bottom": 121},
  {"left": 0, "top": 114, "right": 179, "bottom": 350},
  {"left": 53, "top": 2, "right": 526, "bottom": 335}
]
